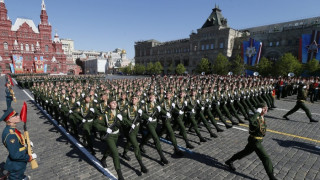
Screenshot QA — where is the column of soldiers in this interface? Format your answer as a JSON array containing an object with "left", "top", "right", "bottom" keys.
[{"left": 17, "top": 74, "right": 280, "bottom": 180}]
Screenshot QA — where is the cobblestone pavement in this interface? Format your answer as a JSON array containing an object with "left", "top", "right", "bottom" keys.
[{"left": 1, "top": 75, "right": 320, "bottom": 180}]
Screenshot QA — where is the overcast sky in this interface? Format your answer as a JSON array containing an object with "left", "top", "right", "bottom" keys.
[{"left": 4, "top": 0, "right": 320, "bottom": 59}]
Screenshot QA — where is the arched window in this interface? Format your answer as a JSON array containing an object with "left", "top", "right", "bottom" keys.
[
  {"left": 45, "top": 45, "right": 49, "bottom": 52},
  {"left": 25, "top": 44, "right": 29, "bottom": 52},
  {"left": 21, "top": 43, "right": 24, "bottom": 51},
  {"left": 3, "top": 42, "right": 8, "bottom": 50},
  {"left": 31, "top": 44, "right": 34, "bottom": 52}
]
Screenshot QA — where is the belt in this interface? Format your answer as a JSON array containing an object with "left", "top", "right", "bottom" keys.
[
  {"left": 87, "top": 119, "right": 93, "bottom": 123},
  {"left": 110, "top": 129, "right": 119, "bottom": 134},
  {"left": 250, "top": 135, "right": 263, "bottom": 140},
  {"left": 149, "top": 118, "right": 157, "bottom": 122}
]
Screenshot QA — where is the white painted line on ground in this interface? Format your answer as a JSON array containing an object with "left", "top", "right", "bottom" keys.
[
  {"left": 275, "top": 108, "right": 320, "bottom": 116},
  {"left": 21, "top": 88, "right": 117, "bottom": 180},
  {"left": 159, "top": 138, "right": 193, "bottom": 154},
  {"left": 217, "top": 122, "right": 248, "bottom": 132}
]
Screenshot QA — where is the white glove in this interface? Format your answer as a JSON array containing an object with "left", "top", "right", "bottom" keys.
[
  {"left": 206, "top": 99, "right": 209, "bottom": 102},
  {"left": 303, "top": 86, "right": 307, "bottom": 89},
  {"left": 95, "top": 93, "right": 98, "bottom": 97},
  {"left": 82, "top": 119, "right": 86, "bottom": 123},
  {"left": 148, "top": 117, "right": 153, "bottom": 122},
  {"left": 59, "top": 104, "right": 61, "bottom": 108},
  {"left": 66, "top": 97, "right": 69, "bottom": 101},
  {"left": 106, "top": 128, "right": 112, "bottom": 134},
  {"left": 32, "top": 153, "right": 37, "bottom": 159},
  {"left": 197, "top": 100, "right": 200, "bottom": 104},
  {"left": 45, "top": 100, "right": 48, "bottom": 103},
  {"left": 166, "top": 112, "right": 171, "bottom": 118},
  {"left": 172, "top": 103, "right": 175, "bottom": 108},
  {"left": 117, "top": 114, "right": 123, "bottom": 121},
  {"left": 209, "top": 105, "right": 211, "bottom": 108},
  {"left": 30, "top": 141, "right": 34, "bottom": 147},
  {"left": 90, "top": 108, "right": 95, "bottom": 113},
  {"left": 192, "top": 109, "right": 195, "bottom": 113},
  {"left": 157, "top": 106, "right": 161, "bottom": 112},
  {"left": 231, "top": 100, "right": 234, "bottom": 103},
  {"left": 141, "top": 100, "right": 145, "bottom": 104},
  {"left": 217, "top": 101, "right": 220, "bottom": 106},
  {"left": 94, "top": 99, "right": 98, "bottom": 103},
  {"left": 69, "top": 110, "right": 73, "bottom": 113},
  {"left": 138, "top": 109, "right": 143, "bottom": 116},
  {"left": 201, "top": 107, "right": 204, "bottom": 110},
  {"left": 81, "top": 93, "right": 85, "bottom": 97},
  {"left": 179, "top": 110, "right": 184, "bottom": 115},
  {"left": 184, "top": 101, "right": 187, "bottom": 106},
  {"left": 131, "top": 124, "right": 136, "bottom": 129},
  {"left": 77, "top": 101, "right": 80, "bottom": 106}
]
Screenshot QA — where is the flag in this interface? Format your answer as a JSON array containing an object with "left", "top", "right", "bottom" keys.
[
  {"left": 301, "top": 30, "right": 320, "bottom": 63},
  {"left": 20, "top": 102, "right": 27, "bottom": 123},
  {"left": 242, "top": 38, "right": 262, "bottom": 66}
]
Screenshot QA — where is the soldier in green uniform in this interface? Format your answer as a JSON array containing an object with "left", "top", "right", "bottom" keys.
[
  {"left": 121, "top": 94, "right": 148, "bottom": 173},
  {"left": 225, "top": 102, "right": 278, "bottom": 180},
  {"left": 283, "top": 80, "right": 318, "bottom": 122},
  {"left": 139, "top": 92, "right": 169, "bottom": 165},
  {"left": 94, "top": 97, "right": 124, "bottom": 180}
]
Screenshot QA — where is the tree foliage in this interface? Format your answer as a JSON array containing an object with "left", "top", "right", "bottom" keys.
[
  {"left": 306, "top": 59, "right": 319, "bottom": 75},
  {"left": 230, "top": 54, "right": 245, "bottom": 75},
  {"left": 134, "top": 64, "right": 145, "bottom": 75},
  {"left": 196, "top": 58, "right": 211, "bottom": 74},
  {"left": 255, "top": 57, "right": 273, "bottom": 76},
  {"left": 146, "top": 62, "right": 154, "bottom": 74},
  {"left": 212, "top": 53, "right": 230, "bottom": 75},
  {"left": 168, "top": 63, "right": 175, "bottom": 74},
  {"left": 275, "top": 53, "right": 302, "bottom": 76},
  {"left": 153, "top": 61, "right": 163, "bottom": 75},
  {"left": 176, "top": 63, "right": 186, "bottom": 75}
]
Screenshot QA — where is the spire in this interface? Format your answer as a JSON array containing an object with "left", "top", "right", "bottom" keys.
[
  {"left": 201, "top": 4, "right": 227, "bottom": 29},
  {"left": 41, "top": 0, "right": 46, "bottom": 10},
  {"left": 54, "top": 30, "right": 60, "bottom": 43}
]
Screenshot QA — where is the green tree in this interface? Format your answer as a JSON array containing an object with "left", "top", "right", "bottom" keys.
[
  {"left": 168, "top": 63, "right": 175, "bottom": 74},
  {"left": 212, "top": 53, "right": 230, "bottom": 75},
  {"left": 275, "top": 53, "right": 302, "bottom": 76},
  {"left": 153, "top": 61, "right": 163, "bottom": 75},
  {"left": 255, "top": 57, "right": 273, "bottom": 76},
  {"left": 196, "top": 58, "right": 210, "bottom": 74},
  {"left": 306, "top": 59, "right": 319, "bottom": 75},
  {"left": 230, "top": 55, "right": 245, "bottom": 75},
  {"left": 134, "top": 64, "right": 145, "bottom": 75},
  {"left": 146, "top": 62, "right": 154, "bottom": 74},
  {"left": 176, "top": 63, "right": 186, "bottom": 75}
]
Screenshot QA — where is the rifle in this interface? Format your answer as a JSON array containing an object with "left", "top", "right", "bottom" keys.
[{"left": 21, "top": 102, "right": 38, "bottom": 169}]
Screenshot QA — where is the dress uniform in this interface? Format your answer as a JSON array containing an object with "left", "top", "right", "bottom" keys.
[
  {"left": 93, "top": 97, "right": 124, "bottom": 180},
  {"left": 225, "top": 103, "right": 278, "bottom": 180}
]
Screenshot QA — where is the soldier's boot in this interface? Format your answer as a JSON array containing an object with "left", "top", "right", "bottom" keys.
[
  {"left": 268, "top": 174, "right": 278, "bottom": 180},
  {"left": 159, "top": 151, "right": 169, "bottom": 165},
  {"left": 210, "top": 131, "right": 218, "bottom": 138},
  {"left": 116, "top": 169, "right": 124, "bottom": 180},
  {"left": 139, "top": 144, "right": 146, "bottom": 154},
  {"left": 237, "top": 117, "right": 245, "bottom": 124},
  {"left": 138, "top": 160, "right": 148, "bottom": 173},
  {"left": 199, "top": 136, "right": 207, "bottom": 142},
  {"left": 174, "top": 147, "right": 184, "bottom": 156},
  {"left": 185, "top": 140, "right": 194, "bottom": 149},
  {"left": 122, "top": 152, "right": 131, "bottom": 161},
  {"left": 230, "top": 118, "right": 239, "bottom": 125},
  {"left": 283, "top": 115, "right": 290, "bottom": 120},
  {"left": 211, "top": 120, "right": 224, "bottom": 132},
  {"left": 100, "top": 156, "right": 107, "bottom": 168},
  {"left": 225, "top": 159, "right": 236, "bottom": 171}
]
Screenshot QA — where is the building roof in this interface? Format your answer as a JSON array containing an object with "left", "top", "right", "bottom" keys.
[
  {"left": 11, "top": 18, "right": 39, "bottom": 33},
  {"left": 242, "top": 16, "right": 320, "bottom": 33},
  {"left": 202, "top": 4, "right": 228, "bottom": 29}
]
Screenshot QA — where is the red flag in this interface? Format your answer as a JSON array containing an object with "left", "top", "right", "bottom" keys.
[
  {"left": 20, "top": 102, "right": 27, "bottom": 123},
  {"left": 8, "top": 74, "right": 14, "bottom": 87}
]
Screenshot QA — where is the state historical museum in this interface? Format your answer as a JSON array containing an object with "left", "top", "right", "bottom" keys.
[{"left": 0, "top": 0, "right": 70, "bottom": 74}]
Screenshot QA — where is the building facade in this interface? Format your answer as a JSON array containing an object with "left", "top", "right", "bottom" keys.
[
  {"left": 0, "top": 0, "right": 79, "bottom": 75},
  {"left": 135, "top": 4, "right": 320, "bottom": 74}
]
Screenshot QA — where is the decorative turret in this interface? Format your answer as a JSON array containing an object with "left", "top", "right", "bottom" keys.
[
  {"left": 13, "top": 40, "right": 19, "bottom": 50},
  {"left": 0, "top": 0, "right": 8, "bottom": 21},
  {"left": 53, "top": 31, "right": 60, "bottom": 43},
  {"left": 40, "top": 0, "right": 48, "bottom": 25},
  {"left": 201, "top": 4, "right": 228, "bottom": 29},
  {"left": 36, "top": 41, "right": 41, "bottom": 51}
]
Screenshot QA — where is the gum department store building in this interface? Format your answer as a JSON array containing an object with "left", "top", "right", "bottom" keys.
[{"left": 134, "top": 5, "right": 320, "bottom": 74}]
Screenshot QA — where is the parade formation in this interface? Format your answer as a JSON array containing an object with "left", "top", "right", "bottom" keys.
[{"left": 0, "top": 73, "right": 315, "bottom": 180}]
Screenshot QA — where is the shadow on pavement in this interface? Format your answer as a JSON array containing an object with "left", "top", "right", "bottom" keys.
[
  {"left": 184, "top": 151, "right": 257, "bottom": 180},
  {"left": 273, "top": 138, "right": 320, "bottom": 155}
]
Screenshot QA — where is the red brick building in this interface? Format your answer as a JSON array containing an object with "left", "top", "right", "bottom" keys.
[{"left": 0, "top": 0, "right": 73, "bottom": 75}]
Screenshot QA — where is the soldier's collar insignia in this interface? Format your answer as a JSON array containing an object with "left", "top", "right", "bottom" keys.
[
  {"left": 10, "top": 139, "right": 15, "bottom": 144},
  {"left": 9, "top": 129, "right": 14, "bottom": 134}
]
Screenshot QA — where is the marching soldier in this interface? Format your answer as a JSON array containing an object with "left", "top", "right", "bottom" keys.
[
  {"left": 283, "top": 79, "right": 318, "bottom": 123},
  {"left": 225, "top": 102, "right": 278, "bottom": 180},
  {"left": 94, "top": 97, "right": 124, "bottom": 180}
]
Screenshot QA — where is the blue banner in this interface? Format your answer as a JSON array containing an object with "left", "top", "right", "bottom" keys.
[
  {"left": 44, "top": 64, "right": 47, "bottom": 73},
  {"left": 301, "top": 32, "right": 320, "bottom": 63},
  {"left": 243, "top": 38, "right": 262, "bottom": 66}
]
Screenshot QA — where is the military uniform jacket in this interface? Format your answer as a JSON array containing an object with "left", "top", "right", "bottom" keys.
[
  {"left": 173, "top": 97, "right": 187, "bottom": 114},
  {"left": 2, "top": 126, "right": 30, "bottom": 171},
  {"left": 141, "top": 101, "right": 160, "bottom": 123},
  {"left": 94, "top": 108, "right": 122, "bottom": 134},
  {"left": 117, "top": 99, "right": 128, "bottom": 112},
  {"left": 160, "top": 98, "right": 174, "bottom": 116},
  {"left": 80, "top": 102, "right": 96, "bottom": 121},
  {"left": 249, "top": 113, "right": 267, "bottom": 138},
  {"left": 122, "top": 104, "right": 143, "bottom": 128},
  {"left": 297, "top": 84, "right": 308, "bottom": 101},
  {"left": 5, "top": 87, "right": 13, "bottom": 100}
]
